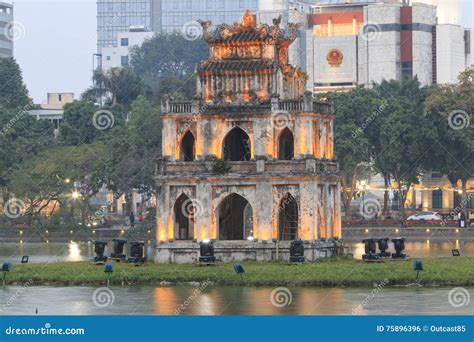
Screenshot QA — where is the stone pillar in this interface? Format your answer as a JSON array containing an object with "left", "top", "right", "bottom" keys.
[
  {"left": 320, "top": 120, "right": 327, "bottom": 159},
  {"left": 334, "top": 183, "right": 342, "bottom": 238},
  {"left": 326, "top": 184, "right": 333, "bottom": 238},
  {"left": 196, "top": 182, "right": 212, "bottom": 242},
  {"left": 299, "top": 181, "right": 314, "bottom": 241},
  {"left": 256, "top": 182, "right": 272, "bottom": 242},
  {"left": 156, "top": 184, "right": 169, "bottom": 242}
]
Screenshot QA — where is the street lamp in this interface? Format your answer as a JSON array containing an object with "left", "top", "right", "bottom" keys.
[
  {"left": 71, "top": 190, "right": 80, "bottom": 200},
  {"left": 358, "top": 181, "right": 371, "bottom": 215}
]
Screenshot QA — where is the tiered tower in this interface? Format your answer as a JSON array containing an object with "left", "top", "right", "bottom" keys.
[{"left": 155, "top": 11, "right": 341, "bottom": 263}]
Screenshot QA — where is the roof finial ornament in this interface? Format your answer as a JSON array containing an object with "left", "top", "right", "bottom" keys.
[{"left": 242, "top": 10, "right": 256, "bottom": 29}]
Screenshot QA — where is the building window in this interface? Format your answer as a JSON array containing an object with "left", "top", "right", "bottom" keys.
[
  {"left": 106, "top": 56, "right": 111, "bottom": 61},
  {"left": 432, "top": 190, "right": 443, "bottom": 209},
  {"left": 121, "top": 38, "right": 129, "bottom": 46},
  {"left": 58, "top": 94, "right": 62, "bottom": 102},
  {"left": 401, "top": 61, "right": 413, "bottom": 79},
  {"left": 121, "top": 55, "right": 129, "bottom": 66}
]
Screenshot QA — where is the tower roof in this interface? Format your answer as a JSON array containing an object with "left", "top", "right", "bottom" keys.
[{"left": 199, "top": 10, "right": 300, "bottom": 46}]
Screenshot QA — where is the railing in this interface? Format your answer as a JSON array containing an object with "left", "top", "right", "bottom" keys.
[
  {"left": 163, "top": 99, "right": 333, "bottom": 115},
  {"left": 278, "top": 100, "right": 304, "bottom": 112},
  {"left": 169, "top": 102, "right": 192, "bottom": 113}
]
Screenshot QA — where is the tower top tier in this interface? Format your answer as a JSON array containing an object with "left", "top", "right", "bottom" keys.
[{"left": 196, "top": 10, "right": 307, "bottom": 104}]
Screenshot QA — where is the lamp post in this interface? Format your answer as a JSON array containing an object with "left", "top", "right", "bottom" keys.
[{"left": 358, "top": 181, "right": 371, "bottom": 216}]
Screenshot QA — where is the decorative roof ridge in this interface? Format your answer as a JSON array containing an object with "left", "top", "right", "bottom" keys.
[{"left": 198, "top": 10, "right": 300, "bottom": 44}]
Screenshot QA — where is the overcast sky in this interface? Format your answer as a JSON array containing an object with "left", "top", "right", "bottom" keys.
[{"left": 10, "top": 0, "right": 474, "bottom": 104}]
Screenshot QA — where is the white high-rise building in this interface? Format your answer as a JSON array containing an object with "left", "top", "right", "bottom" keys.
[{"left": 0, "top": 1, "right": 13, "bottom": 57}]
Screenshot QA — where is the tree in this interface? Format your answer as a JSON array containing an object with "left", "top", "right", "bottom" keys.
[
  {"left": 103, "top": 96, "right": 162, "bottom": 215},
  {"left": 424, "top": 66, "right": 474, "bottom": 208},
  {"left": 0, "top": 57, "right": 30, "bottom": 108},
  {"left": 377, "top": 95, "right": 437, "bottom": 219},
  {"left": 59, "top": 100, "right": 124, "bottom": 146},
  {"left": 130, "top": 32, "right": 208, "bottom": 85},
  {"left": 331, "top": 87, "right": 376, "bottom": 218}
]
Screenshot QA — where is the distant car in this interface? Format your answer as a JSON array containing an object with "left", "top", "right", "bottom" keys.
[{"left": 407, "top": 212, "right": 442, "bottom": 221}]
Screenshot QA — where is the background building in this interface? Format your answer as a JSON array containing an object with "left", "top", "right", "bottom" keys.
[
  {"left": 28, "top": 93, "right": 74, "bottom": 134},
  {"left": 101, "top": 26, "right": 154, "bottom": 71},
  {"left": 301, "top": 0, "right": 472, "bottom": 92},
  {"left": 97, "top": 0, "right": 152, "bottom": 52},
  {"left": 0, "top": 1, "right": 13, "bottom": 57}
]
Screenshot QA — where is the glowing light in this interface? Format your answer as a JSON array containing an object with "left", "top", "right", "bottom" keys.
[
  {"left": 19, "top": 230, "right": 23, "bottom": 235},
  {"left": 19, "top": 240, "right": 23, "bottom": 244},
  {"left": 92, "top": 222, "right": 98, "bottom": 226},
  {"left": 247, "top": 236, "right": 254, "bottom": 241},
  {"left": 65, "top": 178, "right": 70, "bottom": 184},
  {"left": 365, "top": 229, "right": 369, "bottom": 233},
  {"left": 456, "top": 229, "right": 459, "bottom": 233},
  {"left": 92, "top": 230, "right": 96, "bottom": 234},
  {"left": 202, "top": 239, "right": 211, "bottom": 244},
  {"left": 395, "top": 228, "right": 400, "bottom": 233},
  {"left": 70, "top": 230, "right": 73, "bottom": 234},
  {"left": 71, "top": 190, "right": 80, "bottom": 199},
  {"left": 68, "top": 242, "right": 80, "bottom": 260},
  {"left": 426, "top": 229, "right": 430, "bottom": 233}
]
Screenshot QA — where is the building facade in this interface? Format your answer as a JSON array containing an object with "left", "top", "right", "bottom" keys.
[
  {"left": 101, "top": 28, "right": 154, "bottom": 71},
  {"left": 0, "top": 2, "right": 13, "bottom": 57},
  {"left": 28, "top": 93, "right": 75, "bottom": 133},
  {"left": 302, "top": 1, "right": 472, "bottom": 92},
  {"left": 155, "top": 11, "right": 342, "bottom": 263},
  {"left": 97, "top": 0, "right": 152, "bottom": 52}
]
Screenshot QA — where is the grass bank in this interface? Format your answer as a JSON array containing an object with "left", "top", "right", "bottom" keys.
[{"left": 3, "top": 257, "right": 474, "bottom": 287}]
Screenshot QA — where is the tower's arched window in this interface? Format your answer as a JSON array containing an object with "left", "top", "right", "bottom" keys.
[
  {"left": 180, "top": 131, "right": 195, "bottom": 161},
  {"left": 217, "top": 193, "right": 253, "bottom": 240},
  {"left": 174, "top": 193, "right": 194, "bottom": 240},
  {"left": 278, "top": 127, "right": 294, "bottom": 160},
  {"left": 278, "top": 193, "right": 298, "bottom": 240},
  {"left": 222, "top": 127, "right": 251, "bottom": 161}
]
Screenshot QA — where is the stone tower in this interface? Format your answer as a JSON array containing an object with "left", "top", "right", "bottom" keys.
[{"left": 155, "top": 10, "right": 342, "bottom": 263}]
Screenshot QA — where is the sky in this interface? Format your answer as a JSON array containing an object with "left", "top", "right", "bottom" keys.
[{"left": 9, "top": 0, "right": 474, "bottom": 104}]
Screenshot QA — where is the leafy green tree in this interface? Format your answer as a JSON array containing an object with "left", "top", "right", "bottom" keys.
[
  {"left": 59, "top": 100, "right": 124, "bottom": 146},
  {"left": 331, "top": 87, "right": 376, "bottom": 218},
  {"left": 130, "top": 32, "right": 208, "bottom": 84},
  {"left": 0, "top": 58, "right": 30, "bottom": 108},
  {"left": 424, "top": 67, "right": 474, "bottom": 207},
  {"left": 103, "top": 96, "right": 162, "bottom": 215}
]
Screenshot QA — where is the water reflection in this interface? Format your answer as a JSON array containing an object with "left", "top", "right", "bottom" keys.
[
  {"left": 1, "top": 285, "right": 472, "bottom": 316},
  {"left": 348, "top": 240, "right": 474, "bottom": 260}
]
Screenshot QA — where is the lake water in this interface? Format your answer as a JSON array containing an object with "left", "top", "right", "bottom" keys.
[
  {"left": 0, "top": 285, "right": 472, "bottom": 316},
  {"left": 0, "top": 240, "right": 471, "bottom": 264}
]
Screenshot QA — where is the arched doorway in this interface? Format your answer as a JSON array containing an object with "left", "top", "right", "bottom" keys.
[
  {"left": 278, "top": 194, "right": 298, "bottom": 240},
  {"left": 278, "top": 127, "right": 294, "bottom": 160},
  {"left": 218, "top": 193, "right": 253, "bottom": 240},
  {"left": 222, "top": 127, "right": 251, "bottom": 161},
  {"left": 180, "top": 131, "right": 195, "bottom": 161},
  {"left": 174, "top": 194, "right": 194, "bottom": 240}
]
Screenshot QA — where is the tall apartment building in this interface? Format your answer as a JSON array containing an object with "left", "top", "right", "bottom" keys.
[{"left": 0, "top": 2, "right": 13, "bottom": 57}]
